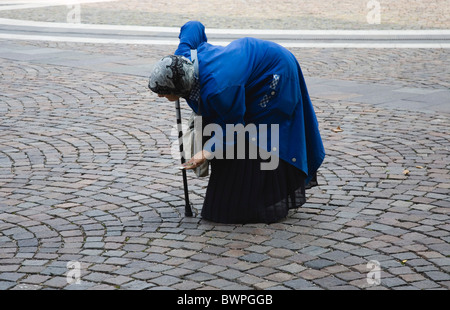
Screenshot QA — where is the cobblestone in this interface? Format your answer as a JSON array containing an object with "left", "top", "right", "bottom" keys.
[
  {"left": 0, "top": 1, "right": 449, "bottom": 291},
  {"left": 1, "top": 0, "right": 449, "bottom": 30}
]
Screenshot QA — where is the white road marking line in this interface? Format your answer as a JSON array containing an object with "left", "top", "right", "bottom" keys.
[
  {"left": 0, "top": 18, "right": 449, "bottom": 37},
  {"left": 0, "top": 33, "right": 449, "bottom": 48}
]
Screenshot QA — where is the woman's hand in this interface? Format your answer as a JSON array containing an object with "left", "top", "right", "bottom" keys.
[{"left": 182, "top": 150, "right": 211, "bottom": 170}]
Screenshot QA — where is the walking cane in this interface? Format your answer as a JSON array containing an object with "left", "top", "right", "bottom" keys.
[{"left": 175, "top": 99, "right": 193, "bottom": 217}]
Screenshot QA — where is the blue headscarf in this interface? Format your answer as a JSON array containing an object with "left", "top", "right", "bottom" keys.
[{"left": 174, "top": 21, "right": 208, "bottom": 59}]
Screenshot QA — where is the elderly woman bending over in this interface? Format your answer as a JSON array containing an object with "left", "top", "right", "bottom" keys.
[{"left": 149, "top": 21, "right": 325, "bottom": 224}]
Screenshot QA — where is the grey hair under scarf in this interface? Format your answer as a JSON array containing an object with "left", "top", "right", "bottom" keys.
[{"left": 148, "top": 55, "right": 195, "bottom": 97}]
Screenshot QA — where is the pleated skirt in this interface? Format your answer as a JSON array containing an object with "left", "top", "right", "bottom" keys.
[{"left": 201, "top": 154, "right": 309, "bottom": 224}]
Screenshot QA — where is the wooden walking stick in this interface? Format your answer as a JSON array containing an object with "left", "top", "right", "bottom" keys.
[{"left": 175, "top": 99, "right": 193, "bottom": 217}]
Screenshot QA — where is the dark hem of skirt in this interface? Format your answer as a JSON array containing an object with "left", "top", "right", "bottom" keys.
[
  {"left": 201, "top": 156, "right": 310, "bottom": 224},
  {"left": 306, "top": 173, "right": 319, "bottom": 189}
]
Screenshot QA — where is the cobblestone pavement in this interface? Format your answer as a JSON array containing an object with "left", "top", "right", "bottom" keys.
[
  {"left": 0, "top": 1, "right": 449, "bottom": 291},
  {"left": 1, "top": 0, "right": 449, "bottom": 29},
  {"left": 12, "top": 40, "right": 450, "bottom": 90},
  {"left": 1, "top": 39, "right": 449, "bottom": 290}
]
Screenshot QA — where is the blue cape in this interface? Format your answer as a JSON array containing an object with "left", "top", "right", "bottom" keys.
[{"left": 175, "top": 21, "right": 325, "bottom": 184}]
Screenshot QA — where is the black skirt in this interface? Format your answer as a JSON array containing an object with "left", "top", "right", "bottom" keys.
[{"left": 201, "top": 153, "right": 309, "bottom": 224}]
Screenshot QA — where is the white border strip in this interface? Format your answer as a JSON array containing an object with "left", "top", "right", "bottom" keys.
[
  {"left": 0, "top": 33, "right": 449, "bottom": 48},
  {"left": 0, "top": 18, "right": 449, "bottom": 37},
  {"left": 0, "top": 33, "right": 178, "bottom": 44}
]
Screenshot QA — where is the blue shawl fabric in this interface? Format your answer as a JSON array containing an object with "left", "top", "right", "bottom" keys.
[{"left": 174, "top": 21, "right": 325, "bottom": 184}]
